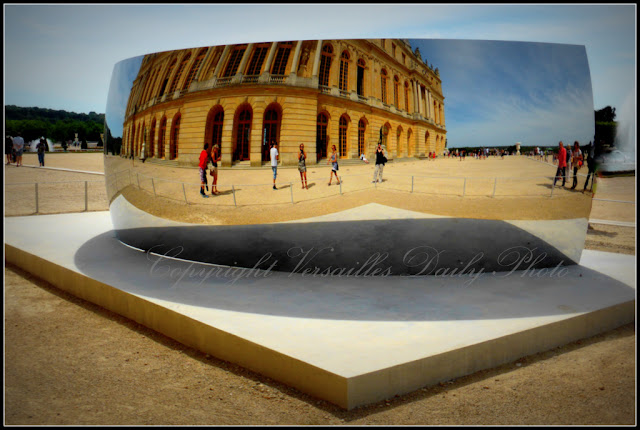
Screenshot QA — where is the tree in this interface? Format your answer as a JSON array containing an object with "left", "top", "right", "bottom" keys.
[{"left": 595, "top": 106, "right": 616, "bottom": 123}]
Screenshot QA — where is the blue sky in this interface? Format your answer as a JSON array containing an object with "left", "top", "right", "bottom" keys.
[{"left": 4, "top": 4, "right": 636, "bottom": 148}]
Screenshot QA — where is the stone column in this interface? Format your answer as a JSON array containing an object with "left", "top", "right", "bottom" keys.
[
  {"left": 234, "top": 43, "right": 253, "bottom": 83},
  {"left": 213, "top": 45, "right": 231, "bottom": 78},
  {"left": 311, "top": 40, "right": 324, "bottom": 78},
  {"left": 195, "top": 46, "right": 214, "bottom": 82},
  {"left": 289, "top": 40, "right": 303, "bottom": 76},
  {"left": 258, "top": 42, "right": 279, "bottom": 83},
  {"left": 221, "top": 109, "right": 234, "bottom": 167}
]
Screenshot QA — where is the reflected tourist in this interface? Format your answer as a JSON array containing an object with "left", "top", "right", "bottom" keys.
[
  {"left": 211, "top": 143, "right": 221, "bottom": 195},
  {"left": 328, "top": 145, "right": 340, "bottom": 186},
  {"left": 298, "top": 143, "right": 308, "bottom": 190}
]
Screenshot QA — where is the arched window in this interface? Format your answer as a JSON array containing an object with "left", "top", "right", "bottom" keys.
[
  {"left": 318, "top": 44, "right": 333, "bottom": 87},
  {"left": 357, "top": 59, "right": 366, "bottom": 97},
  {"left": 135, "top": 123, "right": 141, "bottom": 156},
  {"left": 358, "top": 119, "right": 366, "bottom": 156},
  {"left": 316, "top": 113, "right": 328, "bottom": 159},
  {"left": 404, "top": 81, "right": 410, "bottom": 111},
  {"left": 339, "top": 51, "right": 349, "bottom": 92},
  {"left": 169, "top": 114, "right": 181, "bottom": 160},
  {"left": 407, "top": 129, "right": 413, "bottom": 156},
  {"left": 339, "top": 116, "right": 348, "bottom": 158},
  {"left": 262, "top": 106, "right": 280, "bottom": 161},
  {"left": 139, "top": 121, "right": 145, "bottom": 156},
  {"left": 158, "top": 59, "right": 176, "bottom": 97},
  {"left": 397, "top": 128, "right": 403, "bottom": 156},
  {"left": 149, "top": 119, "right": 156, "bottom": 158},
  {"left": 393, "top": 76, "right": 400, "bottom": 107},
  {"left": 182, "top": 48, "right": 207, "bottom": 91},
  {"left": 380, "top": 69, "right": 388, "bottom": 104},
  {"left": 210, "top": 109, "right": 224, "bottom": 153},
  {"left": 158, "top": 117, "right": 166, "bottom": 159},
  {"left": 168, "top": 53, "right": 191, "bottom": 95},
  {"left": 234, "top": 107, "right": 252, "bottom": 161}
]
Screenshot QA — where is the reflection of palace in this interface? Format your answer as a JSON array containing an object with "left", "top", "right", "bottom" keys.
[{"left": 121, "top": 39, "right": 446, "bottom": 167}]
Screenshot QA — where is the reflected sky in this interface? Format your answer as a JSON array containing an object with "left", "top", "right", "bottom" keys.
[
  {"left": 105, "top": 55, "right": 143, "bottom": 138},
  {"left": 410, "top": 39, "right": 594, "bottom": 148}
]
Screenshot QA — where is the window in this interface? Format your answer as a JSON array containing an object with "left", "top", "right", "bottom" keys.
[
  {"left": 169, "top": 114, "right": 180, "bottom": 160},
  {"left": 168, "top": 53, "right": 191, "bottom": 94},
  {"left": 402, "top": 53, "right": 406, "bottom": 65},
  {"left": 393, "top": 76, "right": 399, "bottom": 107},
  {"left": 262, "top": 106, "right": 280, "bottom": 161},
  {"left": 158, "top": 117, "right": 166, "bottom": 158},
  {"left": 392, "top": 43, "right": 396, "bottom": 58},
  {"left": 339, "top": 51, "right": 349, "bottom": 92},
  {"left": 318, "top": 44, "right": 333, "bottom": 87},
  {"left": 235, "top": 107, "right": 252, "bottom": 161},
  {"left": 357, "top": 59, "right": 365, "bottom": 96},
  {"left": 339, "top": 116, "right": 348, "bottom": 158},
  {"left": 404, "top": 82, "right": 410, "bottom": 111},
  {"left": 182, "top": 48, "right": 207, "bottom": 91},
  {"left": 380, "top": 69, "right": 388, "bottom": 104},
  {"left": 358, "top": 119, "right": 366, "bottom": 155},
  {"left": 271, "top": 42, "right": 293, "bottom": 75},
  {"left": 211, "top": 110, "right": 224, "bottom": 150},
  {"left": 149, "top": 120, "right": 155, "bottom": 157},
  {"left": 246, "top": 45, "right": 268, "bottom": 76},
  {"left": 158, "top": 59, "right": 176, "bottom": 97},
  {"left": 316, "top": 113, "right": 328, "bottom": 159},
  {"left": 223, "top": 46, "right": 246, "bottom": 77}
]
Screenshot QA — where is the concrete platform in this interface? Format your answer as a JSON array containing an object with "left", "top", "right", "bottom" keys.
[{"left": 4, "top": 211, "right": 636, "bottom": 409}]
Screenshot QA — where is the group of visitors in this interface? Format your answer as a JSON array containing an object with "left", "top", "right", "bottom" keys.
[
  {"left": 198, "top": 142, "right": 222, "bottom": 198},
  {"left": 552, "top": 140, "right": 596, "bottom": 191},
  {"left": 5, "top": 132, "right": 24, "bottom": 167}
]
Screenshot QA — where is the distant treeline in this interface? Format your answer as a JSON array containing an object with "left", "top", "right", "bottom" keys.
[{"left": 5, "top": 105, "right": 104, "bottom": 144}]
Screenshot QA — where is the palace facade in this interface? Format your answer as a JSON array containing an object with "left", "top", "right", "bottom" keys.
[{"left": 121, "top": 39, "right": 446, "bottom": 167}]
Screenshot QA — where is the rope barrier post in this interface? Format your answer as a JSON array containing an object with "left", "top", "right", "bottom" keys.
[
  {"left": 35, "top": 183, "right": 39, "bottom": 214},
  {"left": 85, "top": 181, "right": 88, "bottom": 211},
  {"left": 137, "top": 172, "right": 140, "bottom": 188},
  {"left": 411, "top": 175, "right": 414, "bottom": 193},
  {"left": 462, "top": 177, "right": 467, "bottom": 197},
  {"left": 290, "top": 182, "right": 294, "bottom": 203},
  {"left": 151, "top": 177, "right": 156, "bottom": 196},
  {"left": 182, "top": 183, "right": 188, "bottom": 204},
  {"left": 232, "top": 185, "right": 237, "bottom": 207},
  {"left": 339, "top": 177, "right": 342, "bottom": 195},
  {"left": 492, "top": 177, "right": 497, "bottom": 198}
]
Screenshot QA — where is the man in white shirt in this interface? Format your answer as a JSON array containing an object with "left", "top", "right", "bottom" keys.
[
  {"left": 270, "top": 141, "right": 279, "bottom": 190},
  {"left": 12, "top": 132, "right": 25, "bottom": 167}
]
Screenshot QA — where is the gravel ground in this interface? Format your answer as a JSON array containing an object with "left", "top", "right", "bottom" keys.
[{"left": 4, "top": 153, "right": 636, "bottom": 425}]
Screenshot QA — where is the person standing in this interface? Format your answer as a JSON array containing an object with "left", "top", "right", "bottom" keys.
[
  {"left": 327, "top": 145, "right": 340, "bottom": 185},
  {"left": 270, "top": 141, "right": 279, "bottom": 190},
  {"left": 198, "top": 143, "right": 210, "bottom": 198},
  {"left": 553, "top": 141, "right": 567, "bottom": 187},
  {"left": 210, "top": 144, "right": 221, "bottom": 195},
  {"left": 583, "top": 141, "right": 597, "bottom": 192},
  {"left": 570, "top": 141, "right": 583, "bottom": 189},
  {"left": 36, "top": 137, "right": 47, "bottom": 166},
  {"left": 6, "top": 135, "right": 13, "bottom": 165},
  {"left": 372, "top": 142, "right": 387, "bottom": 183},
  {"left": 12, "top": 132, "right": 25, "bottom": 167},
  {"left": 298, "top": 143, "right": 308, "bottom": 189}
]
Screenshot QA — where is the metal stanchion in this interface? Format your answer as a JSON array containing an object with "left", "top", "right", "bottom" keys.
[
  {"left": 462, "top": 177, "right": 467, "bottom": 197},
  {"left": 492, "top": 177, "right": 497, "bottom": 198},
  {"left": 151, "top": 177, "right": 156, "bottom": 196},
  {"left": 35, "top": 183, "right": 39, "bottom": 214},
  {"left": 411, "top": 176, "right": 414, "bottom": 193},
  {"left": 232, "top": 185, "right": 237, "bottom": 207},
  {"left": 182, "top": 183, "right": 188, "bottom": 204},
  {"left": 85, "top": 181, "right": 88, "bottom": 211},
  {"left": 290, "top": 182, "right": 294, "bottom": 203}
]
